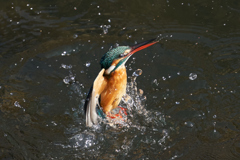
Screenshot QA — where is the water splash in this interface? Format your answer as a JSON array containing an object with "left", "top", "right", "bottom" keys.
[{"left": 63, "top": 71, "right": 75, "bottom": 84}]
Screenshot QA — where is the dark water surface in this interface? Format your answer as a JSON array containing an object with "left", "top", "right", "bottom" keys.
[{"left": 1, "top": 0, "right": 240, "bottom": 159}]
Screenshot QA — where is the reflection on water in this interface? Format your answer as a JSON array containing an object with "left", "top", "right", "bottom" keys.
[{"left": 1, "top": 0, "right": 240, "bottom": 159}]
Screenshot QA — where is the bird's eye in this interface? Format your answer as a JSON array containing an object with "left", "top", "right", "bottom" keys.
[{"left": 119, "top": 53, "right": 124, "bottom": 57}]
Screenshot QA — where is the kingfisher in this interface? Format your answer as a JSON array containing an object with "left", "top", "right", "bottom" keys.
[{"left": 84, "top": 38, "right": 158, "bottom": 127}]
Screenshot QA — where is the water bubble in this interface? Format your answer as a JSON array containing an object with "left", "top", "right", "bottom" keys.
[
  {"left": 189, "top": 73, "right": 197, "bottom": 80},
  {"left": 30, "top": 8, "right": 33, "bottom": 10},
  {"left": 162, "top": 76, "right": 166, "bottom": 81},
  {"left": 177, "top": 72, "right": 180, "bottom": 75},
  {"left": 108, "top": 19, "right": 111, "bottom": 23},
  {"left": 175, "top": 101, "right": 180, "bottom": 104},
  {"left": 74, "top": 7, "right": 77, "bottom": 10},
  {"left": 213, "top": 115, "right": 217, "bottom": 118},
  {"left": 27, "top": 4, "right": 29, "bottom": 6},
  {"left": 98, "top": 12, "right": 101, "bottom": 15},
  {"left": 85, "top": 62, "right": 91, "bottom": 67}
]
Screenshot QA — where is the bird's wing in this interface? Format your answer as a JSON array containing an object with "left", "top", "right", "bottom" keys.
[{"left": 84, "top": 68, "right": 106, "bottom": 127}]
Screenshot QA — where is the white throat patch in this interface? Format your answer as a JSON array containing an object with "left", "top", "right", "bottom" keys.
[{"left": 105, "top": 65, "right": 116, "bottom": 75}]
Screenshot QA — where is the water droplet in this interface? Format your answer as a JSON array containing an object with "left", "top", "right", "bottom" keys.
[
  {"left": 153, "top": 79, "right": 159, "bottom": 86},
  {"left": 177, "top": 72, "right": 180, "bottom": 75},
  {"left": 162, "top": 129, "right": 168, "bottom": 136},
  {"left": 63, "top": 77, "right": 70, "bottom": 84},
  {"left": 108, "top": 19, "right": 111, "bottom": 23},
  {"left": 189, "top": 73, "right": 197, "bottom": 80},
  {"left": 98, "top": 12, "right": 101, "bottom": 15},
  {"left": 101, "top": 25, "right": 111, "bottom": 34},
  {"left": 175, "top": 101, "right": 180, "bottom": 104},
  {"left": 132, "top": 69, "right": 142, "bottom": 77},
  {"left": 27, "top": 4, "right": 29, "bottom": 6},
  {"left": 162, "top": 76, "right": 166, "bottom": 81},
  {"left": 51, "top": 121, "right": 57, "bottom": 126},
  {"left": 184, "top": 121, "right": 194, "bottom": 127},
  {"left": 73, "top": 34, "right": 78, "bottom": 39},
  {"left": 74, "top": 7, "right": 77, "bottom": 10},
  {"left": 30, "top": 8, "right": 33, "bottom": 10},
  {"left": 85, "top": 62, "right": 91, "bottom": 67},
  {"left": 61, "top": 64, "right": 72, "bottom": 69},
  {"left": 14, "top": 101, "right": 21, "bottom": 108},
  {"left": 213, "top": 115, "right": 217, "bottom": 118},
  {"left": 61, "top": 51, "right": 67, "bottom": 56}
]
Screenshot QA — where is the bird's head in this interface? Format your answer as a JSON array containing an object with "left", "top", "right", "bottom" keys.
[{"left": 100, "top": 38, "right": 158, "bottom": 75}]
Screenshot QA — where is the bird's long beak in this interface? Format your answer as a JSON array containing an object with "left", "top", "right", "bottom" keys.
[{"left": 127, "top": 38, "right": 158, "bottom": 57}]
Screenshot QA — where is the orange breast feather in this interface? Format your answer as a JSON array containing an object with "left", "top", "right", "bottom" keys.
[{"left": 100, "top": 67, "right": 127, "bottom": 113}]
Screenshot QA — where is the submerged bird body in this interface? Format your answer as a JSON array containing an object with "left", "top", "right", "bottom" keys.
[{"left": 84, "top": 39, "right": 158, "bottom": 127}]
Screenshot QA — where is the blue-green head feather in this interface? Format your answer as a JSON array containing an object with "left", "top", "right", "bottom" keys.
[{"left": 100, "top": 46, "right": 131, "bottom": 70}]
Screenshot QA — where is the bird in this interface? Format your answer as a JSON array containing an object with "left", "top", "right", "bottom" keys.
[{"left": 84, "top": 38, "right": 158, "bottom": 127}]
